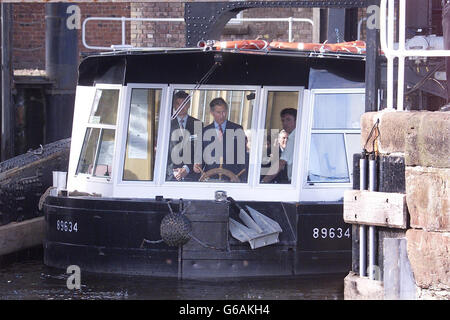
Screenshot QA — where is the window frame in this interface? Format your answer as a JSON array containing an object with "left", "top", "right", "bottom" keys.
[
  {"left": 159, "top": 84, "right": 261, "bottom": 187},
  {"left": 254, "top": 86, "right": 305, "bottom": 189},
  {"left": 74, "top": 84, "right": 123, "bottom": 183},
  {"left": 110, "top": 84, "right": 364, "bottom": 203},
  {"left": 300, "top": 88, "right": 365, "bottom": 192},
  {"left": 116, "top": 83, "right": 168, "bottom": 186}
]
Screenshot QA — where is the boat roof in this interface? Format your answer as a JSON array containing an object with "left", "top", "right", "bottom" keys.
[
  {"left": 78, "top": 45, "right": 366, "bottom": 88},
  {"left": 82, "top": 45, "right": 366, "bottom": 61}
]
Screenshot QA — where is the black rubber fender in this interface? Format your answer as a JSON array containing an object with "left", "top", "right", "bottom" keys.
[{"left": 0, "top": 138, "right": 71, "bottom": 225}]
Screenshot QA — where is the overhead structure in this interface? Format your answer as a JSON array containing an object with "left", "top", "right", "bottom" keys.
[
  {"left": 184, "top": 0, "right": 369, "bottom": 47},
  {"left": 185, "top": 0, "right": 380, "bottom": 114}
]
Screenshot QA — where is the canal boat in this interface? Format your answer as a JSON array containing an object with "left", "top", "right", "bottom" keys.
[{"left": 43, "top": 40, "right": 366, "bottom": 279}]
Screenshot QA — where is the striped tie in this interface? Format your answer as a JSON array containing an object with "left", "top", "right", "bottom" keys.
[{"left": 218, "top": 125, "right": 223, "bottom": 141}]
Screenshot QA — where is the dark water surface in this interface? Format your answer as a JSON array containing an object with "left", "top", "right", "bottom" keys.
[{"left": 0, "top": 255, "right": 345, "bottom": 300}]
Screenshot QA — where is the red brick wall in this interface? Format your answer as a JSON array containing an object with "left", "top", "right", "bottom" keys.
[
  {"left": 130, "top": 2, "right": 185, "bottom": 48},
  {"left": 12, "top": 2, "right": 130, "bottom": 70},
  {"left": 80, "top": 2, "right": 131, "bottom": 54},
  {"left": 12, "top": 3, "right": 46, "bottom": 70}
]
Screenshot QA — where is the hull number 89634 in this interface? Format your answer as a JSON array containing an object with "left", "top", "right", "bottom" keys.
[
  {"left": 57, "top": 220, "right": 78, "bottom": 233},
  {"left": 312, "top": 227, "right": 350, "bottom": 239}
]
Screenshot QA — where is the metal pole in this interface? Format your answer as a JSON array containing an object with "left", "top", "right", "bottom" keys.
[
  {"left": 397, "top": 0, "right": 406, "bottom": 111},
  {"left": 368, "top": 154, "right": 377, "bottom": 192},
  {"left": 45, "top": 3, "right": 78, "bottom": 143},
  {"left": 368, "top": 154, "right": 377, "bottom": 280},
  {"left": 359, "top": 153, "right": 367, "bottom": 277},
  {"left": 365, "top": 9, "right": 380, "bottom": 112},
  {"left": 288, "top": 17, "right": 293, "bottom": 42},
  {"left": 121, "top": 16, "right": 126, "bottom": 46},
  {"left": 1, "top": 2, "right": 14, "bottom": 161}
]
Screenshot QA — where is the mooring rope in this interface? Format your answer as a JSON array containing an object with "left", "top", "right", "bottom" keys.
[{"left": 38, "top": 186, "right": 56, "bottom": 211}]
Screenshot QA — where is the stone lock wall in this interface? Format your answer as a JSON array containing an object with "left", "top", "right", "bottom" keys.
[{"left": 361, "top": 110, "right": 450, "bottom": 299}]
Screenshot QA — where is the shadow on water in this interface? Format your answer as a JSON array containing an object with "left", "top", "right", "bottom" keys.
[{"left": 0, "top": 248, "right": 345, "bottom": 300}]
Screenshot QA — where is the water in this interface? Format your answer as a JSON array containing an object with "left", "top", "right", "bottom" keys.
[{"left": 0, "top": 254, "right": 345, "bottom": 300}]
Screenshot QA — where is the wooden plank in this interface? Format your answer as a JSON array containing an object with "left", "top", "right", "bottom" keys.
[
  {"left": 344, "top": 190, "right": 407, "bottom": 229},
  {"left": 0, "top": 216, "right": 45, "bottom": 256}
]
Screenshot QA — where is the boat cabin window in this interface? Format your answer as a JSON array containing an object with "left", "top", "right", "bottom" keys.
[
  {"left": 89, "top": 89, "right": 119, "bottom": 125},
  {"left": 123, "top": 88, "right": 162, "bottom": 181},
  {"left": 307, "top": 91, "right": 365, "bottom": 184},
  {"left": 166, "top": 88, "right": 254, "bottom": 183},
  {"left": 76, "top": 88, "right": 119, "bottom": 177},
  {"left": 260, "top": 91, "right": 300, "bottom": 185}
]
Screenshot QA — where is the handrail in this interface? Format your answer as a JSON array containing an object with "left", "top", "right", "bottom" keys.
[
  {"left": 82, "top": 17, "right": 185, "bottom": 50},
  {"left": 81, "top": 16, "right": 314, "bottom": 51},
  {"left": 230, "top": 17, "right": 314, "bottom": 43},
  {"left": 380, "top": 0, "right": 450, "bottom": 111}
]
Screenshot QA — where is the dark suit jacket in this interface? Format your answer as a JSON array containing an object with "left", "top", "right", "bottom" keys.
[
  {"left": 201, "top": 120, "right": 248, "bottom": 182},
  {"left": 167, "top": 115, "right": 202, "bottom": 181}
]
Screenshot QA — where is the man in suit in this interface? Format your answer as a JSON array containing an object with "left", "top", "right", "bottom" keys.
[
  {"left": 167, "top": 90, "right": 203, "bottom": 181},
  {"left": 194, "top": 97, "right": 248, "bottom": 182}
]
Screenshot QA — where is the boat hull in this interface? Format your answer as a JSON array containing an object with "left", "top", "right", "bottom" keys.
[{"left": 43, "top": 196, "right": 351, "bottom": 279}]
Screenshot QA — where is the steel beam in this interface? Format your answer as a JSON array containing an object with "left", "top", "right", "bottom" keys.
[{"left": 185, "top": 0, "right": 370, "bottom": 47}]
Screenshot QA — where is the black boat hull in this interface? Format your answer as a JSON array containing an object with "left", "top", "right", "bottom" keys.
[{"left": 43, "top": 196, "right": 351, "bottom": 279}]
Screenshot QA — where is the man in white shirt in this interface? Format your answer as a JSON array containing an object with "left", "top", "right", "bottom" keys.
[{"left": 262, "top": 108, "right": 297, "bottom": 183}]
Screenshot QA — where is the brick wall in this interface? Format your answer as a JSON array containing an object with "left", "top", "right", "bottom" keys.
[
  {"left": 12, "top": 3, "right": 46, "bottom": 70},
  {"left": 80, "top": 2, "right": 131, "bottom": 54},
  {"left": 130, "top": 2, "right": 185, "bottom": 48},
  {"left": 12, "top": 2, "right": 130, "bottom": 70}
]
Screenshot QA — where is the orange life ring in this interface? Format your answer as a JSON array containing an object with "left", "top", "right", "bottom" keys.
[
  {"left": 215, "top": 40, "right": 269, "bottom": 50},
  {"left": 197, "top": 40, "right": 269, "bottom": 50},
  {"left": 201, "top": 39, "right": 366, "bottom": 54},
  {"left": 328, "top": 41, "right": 366, "bottom": 54},
  {"left": 270, "top": 41, "right": 332, "bottom": 51},
  {"left": 270, "top": 40, "right": 365, "bottom": 54}
]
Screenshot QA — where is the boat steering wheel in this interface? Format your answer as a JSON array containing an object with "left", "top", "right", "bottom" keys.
[{"left": 198, "top": 164, "right": 246, "bottom": 183}]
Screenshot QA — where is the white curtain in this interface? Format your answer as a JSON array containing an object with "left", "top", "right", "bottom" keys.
[{"left": 308, "top": 93, "right": 364, "bottom": 183}]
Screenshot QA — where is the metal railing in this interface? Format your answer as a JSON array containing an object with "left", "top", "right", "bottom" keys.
[
  {"left": 380, "top": 0, "right": 450, "bottom": 111},
  {"left": 81, "top": 16, "right": 314, "bottom": 51}
]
